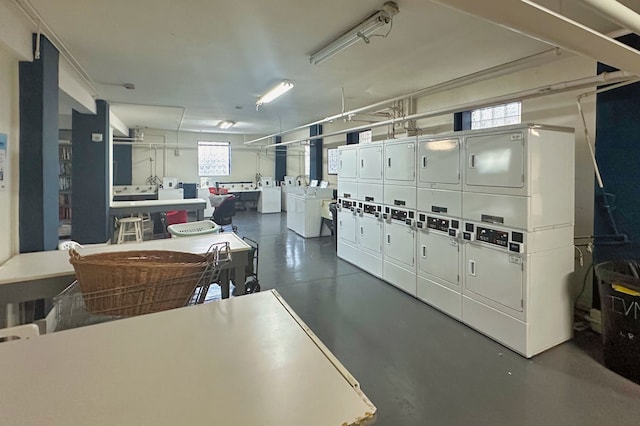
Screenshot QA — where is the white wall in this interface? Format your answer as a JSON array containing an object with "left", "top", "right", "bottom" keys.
[
  {"left": 0, "top": 45, "right": 19, "bottom": 263},
  {"left": 129, "top": 129, "right": 273, "bottom": 185}
]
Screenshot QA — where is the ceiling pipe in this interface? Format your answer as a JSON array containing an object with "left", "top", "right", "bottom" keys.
[
  {"left": 581, "top": 0, "right": 640, "bottom": 35},
  {"left": 245, "top": 47, "right": 567, "bottom": 145},
  {"left": 263, "top": 70, "right": 635, "bottom": 148}
]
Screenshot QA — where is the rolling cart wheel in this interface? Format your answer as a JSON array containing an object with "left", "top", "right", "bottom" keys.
[{"left": 244, "top": 277, "right": 260, "bottom": 294}]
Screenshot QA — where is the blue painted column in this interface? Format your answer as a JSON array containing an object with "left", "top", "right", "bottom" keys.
[
  {"left": 19, "top": 34, "right": 59, "bottom": 253},
  {"left": 310, "top": 124, "right": 323, "bottom": 181},
  {"left": 274, "top": 136, "right": 286, "bottom": 182},
  {"left": 592, "top": 34, "right": 640, "bottom": 308},
  {"left": 72, "top": 100, "right": 110, "bottom": 244}
]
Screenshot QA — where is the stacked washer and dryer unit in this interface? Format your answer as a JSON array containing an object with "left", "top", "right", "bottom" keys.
[
  {"left": 338, "top": 124, "right": 575, "bottom": 358},
  {"left": 337, "top": 142, "right": 386, "bottom": 278}
]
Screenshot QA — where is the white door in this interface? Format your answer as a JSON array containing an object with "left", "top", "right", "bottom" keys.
[
  {"left": 358, "top": 215, "right": 382, "bottom": 254},
  {"left": 384, "top": 222, "right": 415, "bottom": 268},
  {"left": 359, "top": 144, "right": 383, "bottom": 181},
  {"left": 338, "top": 146, "right": 358, "bottom": 180},
  {"left": 418, "top": 137, "right": 460, "bottom": 185},
  {"left": 384, "top": 140, "right": 416, "bottom": 183},
  {"left": 465, "top": 132, "right": 525, "bottom": 188},
  {"left": 418, "top": 231, "right": 459, "bottom": 287},
  {"left": 337, "top": 209, "right": 357, "bottom": 244},
  {"left": 464, "top": 244, "right": 524, "bottom": 312}
]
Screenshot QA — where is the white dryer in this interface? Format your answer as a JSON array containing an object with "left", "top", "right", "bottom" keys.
[
  {"left": 382, "top": 205, "right": 417, "bottom": 296},
  {"left": 337, "top": 198, "right": 358, "bottom": 265},
  {"left": 461, "top": 220, "right": 574, "bottom": 358},
  {"left": 416, "top": 212, "right": 462, "bottom": 320},
  {"left": 356, "top": 201, "right": 384, "bottom": 279},
  {"left": 462, "top": 124, "right": 574, "bottom": 231},
  {"left": 357, "top": 142, "right": 384, "bottom": 204},
  {"left": 338, "top": 145, "right": 359, "bottom": 200},
  {"left": 383, "top": 137, "right": 417, "bottom": 210}
]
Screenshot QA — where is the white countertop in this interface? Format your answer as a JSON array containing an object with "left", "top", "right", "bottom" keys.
[
  {"left": 0, "top": 290, "right": 376, "bottom": 425},
  {"left": 110, "top": 198, "right": 207, "bottom": 208},
  {"left": 0, "top": 233, "right": 249, "bottom": 287}
]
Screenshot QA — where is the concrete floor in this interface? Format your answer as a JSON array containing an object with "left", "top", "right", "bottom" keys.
[{"left": 231, "top": 211, "right": 640, "bottom": 425}]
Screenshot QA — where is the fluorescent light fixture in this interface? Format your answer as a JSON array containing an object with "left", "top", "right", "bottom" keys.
[
  {"left": 256, "top": 80, "right": 294, "bottom": 107},
  {"left": 310, "top": 1, "right": 399, "bottom": 65},
  {"left": 219, "top": 120, "right": 235, "bottom": 129}
]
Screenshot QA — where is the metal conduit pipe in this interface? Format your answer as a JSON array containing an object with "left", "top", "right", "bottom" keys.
[
  {"left": 582, "top": 0, "right": 640, "bottom": 35},
  {"left": 263, "top": 70, "right": 635, "bottom": 148},
  {"left": 245, "top": 47, "right": 567, "bottom": 145}
]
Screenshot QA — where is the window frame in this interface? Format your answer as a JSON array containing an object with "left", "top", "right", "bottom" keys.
[{"left": 197, "top": 141, "right": 231, "bottom": 177}]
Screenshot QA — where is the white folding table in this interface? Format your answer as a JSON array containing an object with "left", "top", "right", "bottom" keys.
[
  {"left": 0, "top": 290, "right": 376, "bottom": 425},
  {"left": 0, "top": 234, "right": 251, "bottom": 325}
]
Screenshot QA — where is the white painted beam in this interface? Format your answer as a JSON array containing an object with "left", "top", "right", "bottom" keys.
[
  {"left": 582, "top": 0, "right": 640, "bottom": 35},
  {"left": 432, "top": 0, "right": 640, "bottom": 75},
  {"left": 109, "top": 111, "right": 129, "bottom": 137},
  {"left": 59, "top": 59, "right": 96, "bottom": 114}
]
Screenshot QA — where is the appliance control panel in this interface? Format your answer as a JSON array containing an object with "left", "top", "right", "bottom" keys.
[
  {"left": 385, "top": 206, "right": 415, "bottom": 225},
  {"left": 463, "top": 222, "right": 526, "bottom": 253},
  {"left": 362, "top": 203, "right": 382, "bottom": 217},
  {"left": 416, "top": 213, "right": 459, "bottom": 236},
  {"left": 339, "top": 199, "right": 356, "bottom": 210}
]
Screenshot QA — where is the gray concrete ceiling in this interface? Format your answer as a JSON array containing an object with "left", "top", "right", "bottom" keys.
[{"left": 22, "top": 0, "right": 632, "bottom": 135}]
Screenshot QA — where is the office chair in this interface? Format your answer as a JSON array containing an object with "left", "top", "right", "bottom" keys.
[{"left": 212, "top": 195, "right": 237, "bottom": 232}]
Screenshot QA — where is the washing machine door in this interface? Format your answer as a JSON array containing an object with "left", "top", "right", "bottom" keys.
[
  {"left": 464, "top": 243, "right": 524, "bottom": 313},
  {"left": 358, "top": 215, "right": 382, "bottom": 254},
  {"left": 385, "top": 222, "right": 415, "bottom": 268},
  {"left": 337, "top": 209, "right": 357, "bottom": 244},
  {"left": 418, "top": 231, "right": 459, "bottom": 287}
]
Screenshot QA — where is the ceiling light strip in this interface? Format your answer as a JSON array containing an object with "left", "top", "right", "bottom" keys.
[
  {"left": 256, "top": 80, "right": 294, "bottom": 107},
  {"left": 310, "top": 2, "right": 399, "bottom": 65}
]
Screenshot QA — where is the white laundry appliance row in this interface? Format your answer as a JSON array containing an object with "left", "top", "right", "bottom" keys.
[
  {"left": 287, "top": 187, "right": 335, "bottom": 238},
  {"left": 336, "top": 124, "right": 576, "bottom": 357}
]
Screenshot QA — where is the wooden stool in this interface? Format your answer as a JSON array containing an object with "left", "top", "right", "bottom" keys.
[
  {"left": 138, "top": 213, "right": 154, "bottom": 238},
  {"left": 116, "top": 217, "right": 143, "bottom": 244}
]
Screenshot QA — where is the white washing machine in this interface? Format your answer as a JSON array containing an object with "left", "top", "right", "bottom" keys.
[
  {"left": 462, "top": 124, "right": 574, "bottom": 231},
  {"left": 357, "top": 142, "right": 384, "bottom": 204},
  {"left": 382, "top": 205, "right": 417, "bottom": 296},
  {"left": 383, "top": 137, "right": 417, "bottom": 210},
  {"left": 461, "top": 220, "right": 574, "bottom": 358},
  {"left": 356, "top": 201, "right": 384, "bottom": 279},
  {"left": 257, "top": 186, "right": 282, "bottom": 213},
  {"left": 337, "top": 198, "right": 358, "bottom": 265},
  {"left": 416, "top": 212, "right": 462, "bottom": 320}
]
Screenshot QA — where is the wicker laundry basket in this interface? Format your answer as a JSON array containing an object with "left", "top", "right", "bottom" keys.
[{"left": 68, "top": 249, "right": 212, "bottom": 317}]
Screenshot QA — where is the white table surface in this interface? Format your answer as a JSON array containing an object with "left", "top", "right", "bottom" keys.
[
  {"left": 109, "top": 198, "right": 207, "bottom": 208},
  {"left": 0, "top": 234, "right": 250, "bottom": 303},
  {"left": 0, "top": 290, "right": 376, "bottom": 425}
]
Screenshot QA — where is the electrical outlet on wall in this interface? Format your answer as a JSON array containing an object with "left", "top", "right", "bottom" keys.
[{"left": 174, "top": 148, "right": 180, "bottom": 156}]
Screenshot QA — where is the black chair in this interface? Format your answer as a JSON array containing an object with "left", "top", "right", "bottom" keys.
[{"left": 213, "top": 195, "right": 237, "bottom": 232}]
